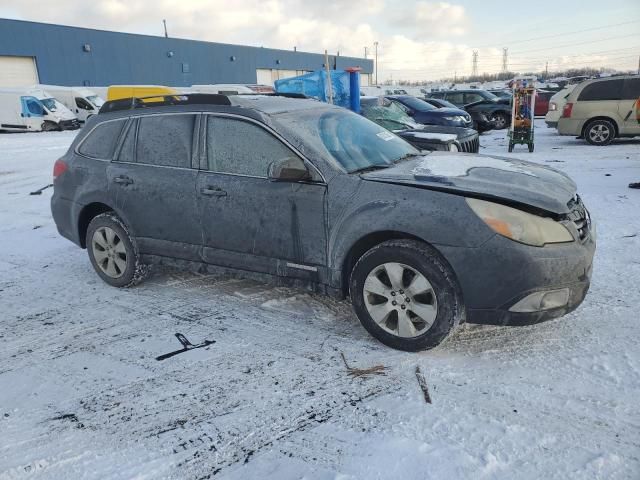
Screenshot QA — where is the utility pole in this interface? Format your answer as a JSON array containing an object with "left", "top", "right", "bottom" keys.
[
  {"left": 162, "top": 19, "right": 168, "bottom": 38},
  {"left": 502, "top": 48, "right": 508, "bottom": 73},
  {"left": 472, "top": 50, "right": 478, "bottom": 77},
  {"left": 545, "top": 61, "right": 549, "bottom": 79},
  {"left": 364, "top": 46, "right": 368, "bottom": 59},
  {"left": 374, "top": 41, "right": 379, "bottom": 85},
  {"left": 637, "top": 55, "right": 640, "bottom": 75}
]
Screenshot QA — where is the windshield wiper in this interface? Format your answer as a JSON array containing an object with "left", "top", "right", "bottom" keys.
[
  {"left": 394, "top": 153, "right": 423, "bottom": 164},
  {"left": 352, "top": 164, "right": 391, "bottom": 173}
]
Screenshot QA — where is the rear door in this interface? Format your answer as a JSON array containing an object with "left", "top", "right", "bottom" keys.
[
  {"left": 106, "top": 113, "right": 202, "bottom": 260},
  {"left": 196, "top": 114, "right": 327, "bottom": 280},
  {"left": 620, "top": 77, "right": 640, "bottom": 135}
]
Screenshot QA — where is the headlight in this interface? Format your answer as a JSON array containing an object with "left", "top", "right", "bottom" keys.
[
  {"left": 449, "top": 143, "right": 459, "bottom": 152},
  {"left": 466, "top": 198, "right": 574, "bottom": 246},
  {"left": 443, "top": 115, "right": 464, "bottom": 122}
]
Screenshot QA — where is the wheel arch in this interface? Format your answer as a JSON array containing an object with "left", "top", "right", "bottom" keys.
[
  {"left": 582, "top": 116, "right": 619, "bottom": 138},
  {"left": 341, "top": 231, "right": 462, "bottom": 299},
  {"left": 77, "top": 202, "right": 115, "bottom": 248}
]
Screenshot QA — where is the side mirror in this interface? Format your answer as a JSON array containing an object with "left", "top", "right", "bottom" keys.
[{"left": 268, "top": 157, "right": 312, "bottom": 182}]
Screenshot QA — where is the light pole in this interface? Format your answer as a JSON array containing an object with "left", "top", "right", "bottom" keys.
[{"left": 374, "top": 41, "right": 379, "bottom": 85}]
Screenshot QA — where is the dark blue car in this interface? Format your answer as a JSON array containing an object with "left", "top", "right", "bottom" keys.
[{"left": 385, "top": 95, "right": 473, "bottom": 129}]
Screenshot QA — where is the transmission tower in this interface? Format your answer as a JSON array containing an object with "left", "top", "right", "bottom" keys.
[
  {"left": 502, "top": 48, "right": 508, "bottom": 73},
  {"left": 472, "top": 50, "right": 478, "bottom": 77}
]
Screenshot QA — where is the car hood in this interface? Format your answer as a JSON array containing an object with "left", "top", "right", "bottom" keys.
[
  {"left": 398, "top": 125, "right": 476, "bottom": 142},
  {"left": 360, "top": 152, "right": 577, "bottom": 214}
]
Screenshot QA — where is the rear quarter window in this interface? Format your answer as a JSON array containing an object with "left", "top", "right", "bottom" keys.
[
  {"left": 577, "top": 79, "right": 624, "bottom": 101},
  {"left": 78, "top": 119, "right": 127, "bottom": 159}
]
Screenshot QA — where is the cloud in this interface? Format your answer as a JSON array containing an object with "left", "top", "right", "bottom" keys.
[{"left": 390, "top": 1, "right": 469, "bottom": 38}]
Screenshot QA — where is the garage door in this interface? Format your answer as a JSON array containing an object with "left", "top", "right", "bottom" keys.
[{"left": 0, "top": 56, "right": 39, "bottom": 87}]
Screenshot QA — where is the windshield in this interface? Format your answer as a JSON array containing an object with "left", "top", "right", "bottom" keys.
[
  {"left": 87, "top": 95, "right": 105, "bottom": 107},
  {"left": 395, "top": 96, "right": 436, "bottom": 111},
  {"left": 276, "top": 108, "right": 419, "bottom": 173},
  {"left": 433, "top": 98, "right": 458, "bottom": 109},
  {"left": 40, "top": 97, "right": 59, "bottom": 112},
  {"left": 481, "top": 91, "right": 500, "bottom": 101},
  {"left": 361, "top": 100, "right": 421, "bottom": 131}
]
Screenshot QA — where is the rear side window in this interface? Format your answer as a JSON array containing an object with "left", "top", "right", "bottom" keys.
[
  {"left": 78, "top": 119, "right": 126, "bottom": 159},
  {"left": 464, "top": 93, "right": 484, "bottom": 103},
  {"left": 577, "top": 79, "right": 624, "bottom": 101},
  {"left": 621, "top": 78, "right": 640, "bottom": 100},
  {"left": 136, "top": 114, "right": 195, "bottom": 168},
  {"left": 206, "top": 116, "right": 295, "bottom": 177}
]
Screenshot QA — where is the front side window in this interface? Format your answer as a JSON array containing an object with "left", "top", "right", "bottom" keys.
[
  {"left": 446, "top": 92, "right": 464, "bottom": 105},
  {"left": 621, "top": 78, "right": 640, "bottom": 100},
  {"left": 578, "top": 80, "right": 624, "bottom": 101},
  {"left": 136, "top": 114, "right": 195, "bottom": 168},
  {"left": 78, "top": 119, "right": 127, "bottom": 159},
  {"left": 75, "top": 97, "right": 94, "bottom": 110},
  {"left": 23, "top": 97, "right": 44, "bottom": 116},
  {"left": 206, "top": 116, "right": 298, "bottom": 177},
  {"left": 465, "top": 93, "right": 484, "bottom": 103}
]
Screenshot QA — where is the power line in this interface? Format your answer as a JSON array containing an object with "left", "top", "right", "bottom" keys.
[
  {"left": 473, "top": 19, "right": 640, "bottom": 49},
  {"left": 509, "top": 33, "right": 640, "bottom": 55}
]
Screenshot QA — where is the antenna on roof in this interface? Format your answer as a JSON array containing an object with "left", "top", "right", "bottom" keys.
[{"left": 163, "top": 19, "right": 168, "bottom": 38}]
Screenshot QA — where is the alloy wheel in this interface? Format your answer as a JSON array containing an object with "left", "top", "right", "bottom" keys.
[
  {"left": 588, "top": 124, "right": 611, "bottom": 144},
  {"left": 363, "top": 262, "right": 438, "bottom": 338},
  {"left": 92, "top": 226, "right": 127, "bottom": 278}
]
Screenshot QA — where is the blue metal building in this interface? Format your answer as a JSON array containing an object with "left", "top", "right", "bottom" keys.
[{"left": 0, "top": 18, "right": 373, "bottom": 87}]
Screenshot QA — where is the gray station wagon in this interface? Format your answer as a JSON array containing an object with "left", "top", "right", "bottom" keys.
[{"left": 51, "top": 94, "right": 595, "bottom": 351}]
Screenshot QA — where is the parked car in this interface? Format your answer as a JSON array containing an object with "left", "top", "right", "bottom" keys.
[
  {"left": 428, "top": 90, "right": 512, "bottom": 129},
  {"left": 51, "top": 94, "right": 595, "bottom": 351},
  {"left": 534, "top": 90, "right": 554, "bottom": 116},
  {"left": 106, "top": 85, "right": 178, "bottom": 102},
  {"left": 545, "top": 85, "right": 576, "bottom": 128},
  {"left": 37, "top": 85, "right": 105, "bottom": 123},
  {"left": 360, "top": 96, "right": 480, "bottom": 153},
  {"left": 0, "top": 87, "right": 79, "bottom": 132},
  {"left": 424, "top": 97, "right": 495, "bottom": 133},
  {"left": 385, "top": 95, "right": 474, "bottom": 128},
  {"left": 558, "top": 75, "right": 640, "bottom": 145}
]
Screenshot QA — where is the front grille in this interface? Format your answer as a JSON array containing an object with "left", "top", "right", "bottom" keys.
[
  {"left": 567, "top": 194, "right": 590, "bottom": 241},
  {"left": 459, "top": 135, "right": 480, "bottom": 153}
]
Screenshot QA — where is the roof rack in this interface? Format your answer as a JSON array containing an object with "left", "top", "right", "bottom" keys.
[{"left": 98, "top": 93, "right": 232, "bottom": 114}]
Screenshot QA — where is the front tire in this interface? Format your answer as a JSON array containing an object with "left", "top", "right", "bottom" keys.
[
  {"left": 492, "top": 112, "right": 509, "bottom": 130},
  {"left": 349, "top": 240, "right": 464, "bottom": 351},
  {"left": 584, "top": 119, "right": 615, "bottom": 146},
  {"left": 86, "top": 212, "right": 148, "bottom": 287}
]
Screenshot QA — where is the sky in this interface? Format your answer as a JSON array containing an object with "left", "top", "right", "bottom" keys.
[{"left": 0, "top": 0, "right": 638, "bottom": 81}]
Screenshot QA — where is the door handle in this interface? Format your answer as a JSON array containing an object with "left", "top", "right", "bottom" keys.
[
  {"left": 113, "top": 175, "right": 133, "bottom": 185},
  {"left": 200, "top": 186, "right": 227, "bottom": 197}
]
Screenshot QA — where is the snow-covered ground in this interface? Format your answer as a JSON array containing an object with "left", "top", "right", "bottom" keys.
[{"left": 1, "top": 122, "right": 639, "bottom": 480}]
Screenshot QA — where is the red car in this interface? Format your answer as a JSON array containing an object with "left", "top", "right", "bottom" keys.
[{"left": 535, "top": 90, "right": 554, "bottom": 116}]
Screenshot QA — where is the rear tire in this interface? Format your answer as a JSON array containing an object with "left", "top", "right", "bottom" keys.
[
  {"left": 349, "top": 240, "right": 464, "bottom": 351},
  {"left": 86, "top": 212, "right": 148, "bottom": 287},
  {"left": 584, "top": 119, "right": 615, "bottom": 146}
]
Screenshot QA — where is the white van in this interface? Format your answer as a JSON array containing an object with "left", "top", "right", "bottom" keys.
[
  {"left": 37, "top": 85, "right": 104, "bottom": 122},
  {"left": 0, "top": 87, "right": 79, "bottom": 132}
]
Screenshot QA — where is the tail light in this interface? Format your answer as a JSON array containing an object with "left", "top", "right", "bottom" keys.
[
  {"left": 562, "top": 103, "right": 573, "bottom": 118},
  {"left": 53, "top": 159, "right": 68, "bottom": 181}
]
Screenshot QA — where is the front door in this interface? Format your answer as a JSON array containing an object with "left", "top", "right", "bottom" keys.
[
  {"left": 19, "top": 96, "right": 45, "bottom": 130},
  {"left": 620, "top": 77, "right": 640, "bottom": 135},
  {"left": 197, "top": 114, "right": 327, "bottom": 281},
  {"left": 107, "top": 114, "right": 202, "bottom": 260}
]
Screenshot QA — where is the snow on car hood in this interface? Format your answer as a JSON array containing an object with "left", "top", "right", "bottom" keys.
[
  {"left": 361, "top": 152, "right": 578, "bottom": 214},
  {"left": 403, "top": 132, "right": 458, "bottom": 142}
]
